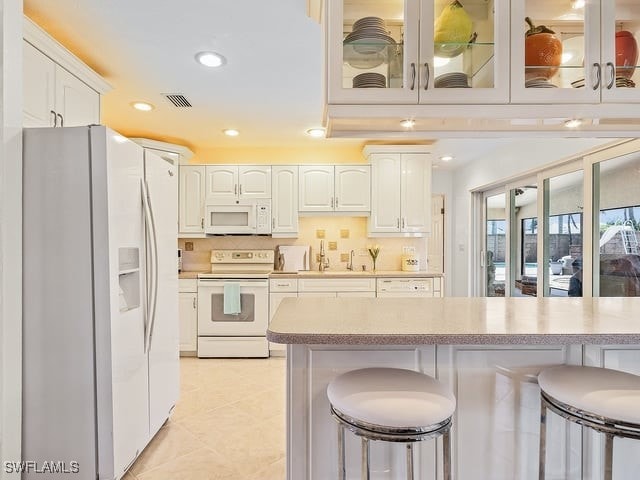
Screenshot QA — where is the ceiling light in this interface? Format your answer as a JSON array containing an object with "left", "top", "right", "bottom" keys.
[
  {"left": 306, "top": 127, "right": 326, "bottom": 138},
  {"left": 439, "top": 155, "right": 454, "bottom": 162},
  {"left": 400, "top": 119, "right": 415, "bottom": 129},
  {"left": 112, "top": 134, "right": 128, "bottom": 143},
  {"left": 433, "top": 56, "right": 450, "bottom": 68},
  {"left": 223, "top": 129, "right": 239, "bottom": 137},
  {"left": 195, "top": 51, "right": 226, "bottom": 68},
  {"left": 571, "top": 0, "right": 585, "bottom": 9},
  {"left": 564, "top": 118, "right": 583, "bottom": 129},
  {"left": 131, "top": 101, "right": 154, "bottom": 111}
]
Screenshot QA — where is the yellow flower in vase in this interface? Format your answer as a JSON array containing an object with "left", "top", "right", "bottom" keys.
[{"left": 368, "top": 245, "right": 380, "bottom": 271}]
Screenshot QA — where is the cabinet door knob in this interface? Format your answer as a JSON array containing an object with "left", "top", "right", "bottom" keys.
[
  {"left": 410, "top": 63, "right": 416, "bottom": 90},
  {"left": 424, "top": 63, "right": 430, "bottom": 90},
  {"left": 51, "top": 110, "right": 57, "bottom": 127},
  {"left": 592, "top": 63, "right": 601, "bottom": 90},
  {"left": 605, "top": 62, "right": 615, "bottom": 89}
]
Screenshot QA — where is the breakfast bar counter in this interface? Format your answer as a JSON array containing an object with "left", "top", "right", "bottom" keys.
[{"left": 267, "top": 297, "right": 640, "bottom": 480}]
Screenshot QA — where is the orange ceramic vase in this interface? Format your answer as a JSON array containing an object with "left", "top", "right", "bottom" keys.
[
  {"left": 615, "top": 30, "right": 638, "bottom": 79},
  {"left": 524, "top": 17, "right": 562, "bottom": 80}
]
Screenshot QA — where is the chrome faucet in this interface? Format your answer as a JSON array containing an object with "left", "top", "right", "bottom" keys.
[
  {"left": 347, "top": 249, "right": 354, "bottom": 271},
  {"left": 318, "top": 240, "right": 330, "bottom": 271}
]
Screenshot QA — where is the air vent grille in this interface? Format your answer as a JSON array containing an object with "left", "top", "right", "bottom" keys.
[{"left": 163, "top": 94, "right": 192, "bottom": 108}]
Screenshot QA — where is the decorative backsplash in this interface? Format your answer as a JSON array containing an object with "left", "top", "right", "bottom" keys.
[{"left": 178, "top": 217, "right": 430, "bottom": 272}]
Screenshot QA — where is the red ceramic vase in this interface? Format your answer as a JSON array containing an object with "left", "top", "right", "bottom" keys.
[{"left": 615, "top": 30, "right": 638, "bottom": 79}]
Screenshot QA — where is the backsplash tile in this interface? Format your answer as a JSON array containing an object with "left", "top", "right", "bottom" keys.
[{"left": 179, "top": 217, "right": 430, "bottom": 273}]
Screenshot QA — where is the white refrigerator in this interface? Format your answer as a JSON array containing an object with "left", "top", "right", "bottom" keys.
[{"left": 22, "top": 126, "right": 179, "bottom": 480}]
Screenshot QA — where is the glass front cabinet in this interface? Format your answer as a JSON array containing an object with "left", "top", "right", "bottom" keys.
[
  {"left": 326, "top": 0, "right": 509, "bottom": 104},
  {"left": 512, "top": 0, "right": 640, "bottom": 104},
  {"left": 326, "top": 0, "right": 640, "bottom": 106}
]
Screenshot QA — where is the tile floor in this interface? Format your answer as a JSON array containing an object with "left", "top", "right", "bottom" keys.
[{"left": 126, "top": 357, "right": 286, "bottom": 480}]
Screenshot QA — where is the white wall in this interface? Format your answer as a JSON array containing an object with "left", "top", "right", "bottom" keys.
[
  {"left": 449, "top": 138, "right": 612, "bottom": 296},
  {"left": 0, "top": 0, "right": 23, "bottom": 476}
]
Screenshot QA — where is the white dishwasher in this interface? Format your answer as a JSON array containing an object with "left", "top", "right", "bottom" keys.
[{"left": 376, "top": 278, "right": 436, "bottom": 297}]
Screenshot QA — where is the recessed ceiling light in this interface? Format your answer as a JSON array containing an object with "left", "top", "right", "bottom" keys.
[
  {"left": 131, "top": 101, "right": 154, "bottom": 111},
  {"left": 564, "top": 118, "right": 583, "bottom": 129},
  {"left": 223, "top": 129, "right": 239, "bottom": 137},
  {"left": 195, "top": 51, "right": 226, "bottom": 68},
  {"left": 571, "top": 0, "right": 585, "bottom": 9},
  {"left": 400, "top": 119, "right": 415, "bottom": 129},
  {"left": 439, "top": 155, "right": 454, "bottom": 162},
  {"left": 306, "top": 127, "right": 326, "bottom": 138}
]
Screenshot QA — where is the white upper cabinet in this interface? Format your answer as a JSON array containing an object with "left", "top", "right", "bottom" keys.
[
  {"left": 22, "top": 18, "right": 111, "bottom": 127},
  {"left": 511, "top": 0, "right": 640, "bottom": 104},
  {"left": 367, "top": 147, "right": 432, "bottom": 236},
  {"left": 205, "top": 165, "right": 271, "bottom": 204},
  {"left": 272, "top": 166, "right": 299, "bottom": 237},
  {"left": 299, "top": 165, "right": 370, "bottom": 213},
  {"left": 179, "top": 166, "right": 205, "bottom": 235},
  {"left": 326, "top": 0, "right": 509, "bottom": 105}
]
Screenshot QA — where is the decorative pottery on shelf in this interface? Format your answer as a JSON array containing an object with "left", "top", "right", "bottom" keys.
[
  {"left": 434, "top": 0, "right": 474, "bottom": 58},
  {"left": 615, "top": 30, "right": 638, "bottom": 79},
  {"left": 524, "top": 17, "right": 562, "bottom": 80}
]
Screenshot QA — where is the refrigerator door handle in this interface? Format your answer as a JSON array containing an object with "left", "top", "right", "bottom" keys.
[{"left": 141, "top": 179, "right": 159, "bottom": 354}]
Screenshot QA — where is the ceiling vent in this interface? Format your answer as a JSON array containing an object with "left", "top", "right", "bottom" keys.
[{"left": 163, "top": 94, "right": 192, "bottom": 108}]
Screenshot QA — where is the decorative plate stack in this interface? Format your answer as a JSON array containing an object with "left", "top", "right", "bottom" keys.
[
  {"left": 570, "top": 77, "right": 636, "bottom": 89},
  {"left": 344, "top": 16, "right": 396, "bottom": 70},
  {"left": 352, "top": 72, "right": 386, "bottom": 88},
  {"left": 434, "top": 72, "right": 470, "bottom": 88},
  {"left": 525, "top": 77, "right": 557, "bottom": 88}
]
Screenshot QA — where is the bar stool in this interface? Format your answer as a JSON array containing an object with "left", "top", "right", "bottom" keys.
[
  {"left": 538, "top": 365, "right": 640, "bottom": 480},
  {"left": 327, "top": 367, "right": 456, "bottom": 480}
]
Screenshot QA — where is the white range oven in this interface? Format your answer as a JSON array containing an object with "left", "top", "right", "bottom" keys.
[{"left": 197, "top": 249, "right": 273, "bottom": 358}]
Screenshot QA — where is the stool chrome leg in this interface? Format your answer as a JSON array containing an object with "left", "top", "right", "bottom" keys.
[
  {"left": 338, "top": 424, "right": 346, "bottom": 480},
  {"left": 604, "top": 433, "right": 614, "bottom": 480},
  {"left": 362, "top": 438, "right": 370, "bottom": 480},
  {"left": 443, "top": 429, "right": 452, "bottom": 480},
  {"left": 539, "top": 397, "right": 547, "bottom": 480},
  {"left": 406, "top": 443, "right": 414, "bottom": 480}
]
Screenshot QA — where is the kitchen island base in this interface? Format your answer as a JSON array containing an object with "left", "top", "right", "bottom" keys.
[{"left": 286, "top": 343, "right": 640, "bottom": 480}]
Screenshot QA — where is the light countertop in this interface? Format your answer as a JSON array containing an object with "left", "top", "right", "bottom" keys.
[
  {"left": 270, "top": 270, "right": 443, "bottom": 278},
  {"left": 266, "top": 297, "right": 640, "bottom": 345}
]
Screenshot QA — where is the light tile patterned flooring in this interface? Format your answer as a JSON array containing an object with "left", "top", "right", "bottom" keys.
[{"left": 126, "top": 357, "right": 286, "bottom": 480}]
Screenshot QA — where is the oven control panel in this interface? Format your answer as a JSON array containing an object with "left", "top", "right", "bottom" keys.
[{"left": 210, "top": 249, "right": 274, "bottom": 264}]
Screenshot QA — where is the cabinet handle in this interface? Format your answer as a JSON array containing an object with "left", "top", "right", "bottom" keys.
[
  {"left": 331, "top": 197, "right": 334, "bottom": 208},
  {"left": 424, "top": 63, "right": 430, "bottom": 90},
  {"left": 272, "top": 218, "right": 275, "bottom": 229},
  {"left": 192, "top": 297, "right": 197, "bottom": 309},
  {"left": 234, "top": 184, "right": 238, "bottom": 195},
  {"left": 201, "top": 218, "right": 204, "bottom": 229},
  {"left": 51, "top": 110, "right": 57, "bottom": 127},
  {"left": 605, "top": 62, "right": 615, "bottom": 89},
  {"left": 57, "top": 113, "right": 64, "bottom": 127},
  {"left": 402, "top": 218, "right": 405, "bottom": 229},
  {"left": 410, "top": 63, "right": 416, "bottom": 90},
  {"left": 592, "top": 63, "right": 601, "bottom": 90},
  {"left": 239, "top": 184, "right": 243, "bottom": 195},
  {"left": 335, "top": 197, "right": 338, "bottom": 208},
  {"left": 397, "top": 218, "right": 400, "bottom": 228}
]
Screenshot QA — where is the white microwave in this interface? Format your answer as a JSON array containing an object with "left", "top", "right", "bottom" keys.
[{"left": 204, "top": 201, "right": 271, "bottom": 235}]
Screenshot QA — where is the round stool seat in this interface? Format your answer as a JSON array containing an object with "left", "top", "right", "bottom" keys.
[
  {"left": 327, "top": 367, "right": 456, "bottom": 429},
  {"left": 538, "top": 365, "right": 640, "bottom": 425}
]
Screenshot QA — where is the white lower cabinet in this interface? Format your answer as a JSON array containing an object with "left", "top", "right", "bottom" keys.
[
  {"left": 178, "top": 279, "right": 198, "bottom": 354},
  {"left": 438, "top": 345, "right": 582, "bottom": 480},
  {"left": 269, "top": 278, "right": 298, "bottom": 356}
]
